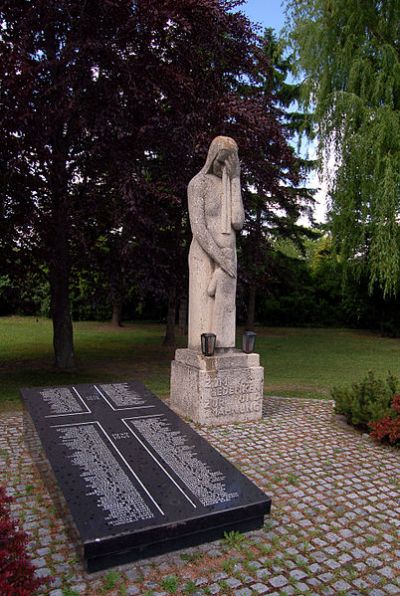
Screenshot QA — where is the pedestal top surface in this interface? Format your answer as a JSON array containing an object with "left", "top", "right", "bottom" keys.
[{"left": 174, "top": 348, "right": 260, "bottom": 369}]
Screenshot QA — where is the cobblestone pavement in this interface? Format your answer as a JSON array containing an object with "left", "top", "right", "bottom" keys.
[{"left": 1, "top": 397, "right": 400, "bottom": 595}]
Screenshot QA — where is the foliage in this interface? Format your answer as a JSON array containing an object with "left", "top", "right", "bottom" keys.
[
  {"left": 180, "top": 551, "right": 204, "bottom": 563},
  {"left": 253, "top": 232, "right": 400, "bottom": 333},
  {"left": 370, "top": 395, "right": 400, "bottom": 445},
  {"left": 332, "top": 371, "right": 398, "bottom": 428},
  {"left": 1, "top": 0, "right": 128, "bottom": 366},
  {"left": 7, "top": 226, "right": 400, "bottom": 333},
  {"left": 1, "top": 0, "right": 312, "bottom": 361},
  {"left": 254, "top": 233, "right": 344, "bottom": 327},
  {"left": 101, "top": 570, "right": 122, "bottom": 591},
  {"left": 255, "top": 251, "right": 316, "bottom": 326},
  {"left": 134, "top": 15, "right": 314, "bottom": 342},
  {"left": 340, "top": 268, "right": 400, "bottom": 337},
  {"left": 5, "top": 318, "right": 400, "bottom": 407},
  {"left": 286, "top": 0, "right": 400, "bottom": 297},
  {"left": 239, "top": 28, "right": 315, "bottom": 327},
  {"left": 0, "top": 486, "right": 51, "bottom": 595},
  {"left": 0, "top": 271, "right": 50, "bottom": 319},
  {"left": 183, "top": 580, "right": 197, "bottom": 594},
  {"left": 0, "top": 242, "right": 49, "bottom": 317},
  {"left": 0, "top": 276, "right": 13, "bottom": 316},
  {"left": 222, "top": 530, "right": 247, "bottom": 549},
  {"left": 160, "top": 575, "right": 179, "bottom": 594}
]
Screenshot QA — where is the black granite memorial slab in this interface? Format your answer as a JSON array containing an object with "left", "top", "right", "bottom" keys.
[{"left": 21, "top": 381, "right": 271, "bottom": 572}]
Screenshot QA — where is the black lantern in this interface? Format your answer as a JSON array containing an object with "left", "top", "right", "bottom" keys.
[
  {"left": 242, "top": 331, "right": 256, "bottom": 354},
  {"left": 201, "top": 333, "right": 216, "bottom": 356}
]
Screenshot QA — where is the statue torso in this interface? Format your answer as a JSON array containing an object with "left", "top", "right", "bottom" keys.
[{"left": 202, "top": 174, "right": 235, "bottom": 249}]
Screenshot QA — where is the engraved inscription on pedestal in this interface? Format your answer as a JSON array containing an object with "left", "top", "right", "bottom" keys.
[
  {"left": 202, "top": 371, "right": 263, "bottom": 420},
  {"left": 170, "top": 350, "right": 264, "bottom": 425},
  {"left": 55, "top": 422, "right": 155, "bottom": 526},
  {"left": 125, "top": 415, "right": 238, "bottom": 506}
]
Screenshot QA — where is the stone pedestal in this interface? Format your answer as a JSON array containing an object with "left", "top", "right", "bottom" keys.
[{"left": 170, "top": 349, "right": 264, "bottom": 426}]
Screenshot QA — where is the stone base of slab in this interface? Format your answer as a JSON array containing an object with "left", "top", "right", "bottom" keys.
[{"left": 170, "top": 348, "right": 264, "bottom": 426}]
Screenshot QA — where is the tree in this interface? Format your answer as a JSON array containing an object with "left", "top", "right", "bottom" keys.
[
  {"left": 286, "top": 0, "right": 400, "bottom": 297},
  {"left": 71, "top": 0, "right": 274, "bottom": 345},
  {"left": 0, "top": 0, "right": 144, "bottom": 367},
  {"left": 116, "top": 4, "right": 314, "bottom": 344},
  {"left": 1, "top": 0, "right": 315, "bottom": 365},
  {"left": 239, "top": 28, "right": 315, "bottom": 329}
]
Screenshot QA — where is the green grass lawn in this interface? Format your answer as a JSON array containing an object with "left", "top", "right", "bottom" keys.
[{"left": 1, "top": 316, "right": 400, "bottom": 410}]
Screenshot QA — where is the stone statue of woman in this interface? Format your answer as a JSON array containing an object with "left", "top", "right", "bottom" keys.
[{"left": 188, "top": 136, "right": 245, "bottom": 350}]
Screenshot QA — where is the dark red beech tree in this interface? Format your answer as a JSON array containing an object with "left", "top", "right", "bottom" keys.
[
  {"left": 0, "top": 0, "right": 159, "bottom": 367},
  {"left": 125, "top": 2, "right": 311, "bottom": 344},
  {"left": 117, "top": 1, "right": 313, "bottom": 344},
  {"left": 0, "top": 0, "right": 311, "bottom": 363}
]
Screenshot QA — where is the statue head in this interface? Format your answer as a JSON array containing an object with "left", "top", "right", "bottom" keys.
[{"left": 202, "top": 136, "right": 238, "bottom": 177}]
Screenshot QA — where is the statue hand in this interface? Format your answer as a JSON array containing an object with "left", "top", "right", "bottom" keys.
[
  {"left": 220, "top": 248, "right": 236, "bottom": 278},
  {"left": 207, "top": 270, "right": 218, "bottom": 297},
  {"left": 225, "top": 153, "right": 240, "bottom": 179},
  {"left": 224, "top": 264, "right": 236, "bottom": 279}
]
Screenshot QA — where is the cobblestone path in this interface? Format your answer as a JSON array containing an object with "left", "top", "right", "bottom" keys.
[{"left": 1, "top": 397, "right": 400, "bottom": 595}]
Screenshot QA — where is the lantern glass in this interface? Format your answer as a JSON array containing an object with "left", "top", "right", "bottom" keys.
[
  {"left": 201, "top": 333, "right": 216, "bottom": 356},
  {"left": 242, "top": 331, "right": 256, "bottom": 354}
]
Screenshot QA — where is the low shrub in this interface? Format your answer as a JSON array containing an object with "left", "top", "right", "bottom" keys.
[
  {"left": 332, "top": 371, "right": 398, "bottom": 429},
  {"left": 0, "top": 486, "right": 51, "bottom": 595},
  {"left": 370, "top": 395, "right": 400, "bottom": 445}
]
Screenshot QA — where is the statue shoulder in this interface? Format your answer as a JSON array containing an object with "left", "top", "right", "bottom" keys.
[{"left": 188, "top": 172, "right": 206, "bottom": 197}]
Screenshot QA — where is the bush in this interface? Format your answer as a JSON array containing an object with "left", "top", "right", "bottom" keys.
[
  {"left": 370, "top": 395, "right": 400, "bottom": 446},
  {"left": 0, "top": 486, "right": 51, "bottom": 595},
  {"left": 332, "top": 371, "right": 398, "bottom": 429}
]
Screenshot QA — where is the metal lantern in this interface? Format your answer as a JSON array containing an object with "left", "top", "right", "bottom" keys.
[
  {"left": 242, "top": 331, "right": 256, "bottom": 354},
  {"left": 201, "top": 333, "right": 216, "bottom": 356}
]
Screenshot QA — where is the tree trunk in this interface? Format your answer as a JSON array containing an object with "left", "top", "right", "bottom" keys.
[
  {"left": 163, "top": 284, "right": 177, "bottom": 346},
  {"left": 178, "top": 295, "right": 188, "bottom": 336},
  {"left": 111, "top": 302, "right": 123, "bottom": 327},
  {"left": 109, "top": 251, "right": 124, "bottom": 327},
  {"left": 246, "top": 284, "right": 256, "bottom": 331},
  {"left": 45, "top": 74, "right": 74, "bottom": 368},
  {"left": 49, "top": 221, "right": 74, "bottom": 370}
]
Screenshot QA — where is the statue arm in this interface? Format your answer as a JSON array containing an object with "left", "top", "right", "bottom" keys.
[
  {"left": 225, "top": 153, "right": 244, "bottom": 230},
  {"left": 188, "top": 178, "right": 236, "bottom": 278},
  {"left": 231, "top": 177, "right": 245, "bottom": 230}
]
